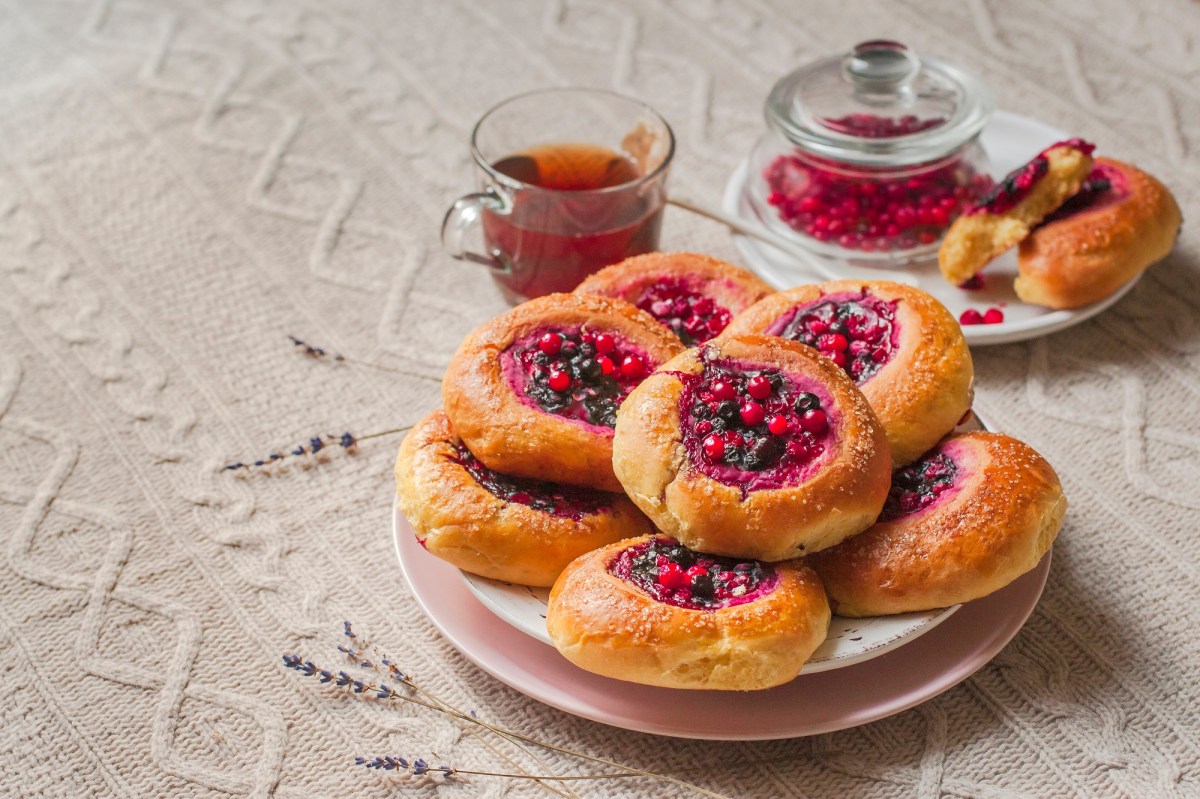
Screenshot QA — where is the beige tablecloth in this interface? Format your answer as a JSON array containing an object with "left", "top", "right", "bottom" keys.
[{"left": 1, "top": 1, "right": 1197, "bottom": 796}]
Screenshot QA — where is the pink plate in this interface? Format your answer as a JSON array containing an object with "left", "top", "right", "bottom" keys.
[{"left": 393, "top": 510, "right": 1051, "bottom": 739}]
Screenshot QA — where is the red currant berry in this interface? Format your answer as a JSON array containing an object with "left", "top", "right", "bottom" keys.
[
  {"left": 597, "top": 355, "right": 615, "bottom": 375},
  {"left": 702, "top": 433, "right": 726, "bottom": 460},
  {"left": 959, "top": 309, "right": 984, "bottom": 325},
  {"left": 710, "top": 380, "right": 737, "bottom": 401},
  {"left": 982, "top": 307, "right": 1005, "bottom": 324},
  {"left": 658, "top": 561, "right": 689, "bottom": 590},
  {"left": 620, "top": 354, "right": 644, "bottom": 378},
  {"left": 547, "top": 369, "right": 571, "bottom": 392},
  {"left": 739, "top": 400, "right": 765, "bottom": 427},
  {"left": 746, "top": 375, "right": 772, "bottom": 400},
  {"left": 538, "top": 332, "right": 562, "bottom": 356},
  {"left": 594, "top": 333, "right": 615, "bottom": 354},
  {"left": 767, "top": 414, "right": 789, "bottom": 436},
  {"left": 799, "top": 408, "right": 828, "bottom": 435}
]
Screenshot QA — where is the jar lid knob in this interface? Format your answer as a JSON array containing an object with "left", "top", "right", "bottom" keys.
[{"left": 842, "top": 40, "right": 920, "bottom": 93}]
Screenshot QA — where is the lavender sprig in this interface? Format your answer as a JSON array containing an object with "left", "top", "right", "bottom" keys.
[
  {"left": 356, "top": 756, "right": 455, "bottom": 778},
  {"left": 286, "top": 334, "right": 441, "bottom": 383},
  {"left": 282, "top": 624, "right": 732, "bottom": 799},
  {"left": 223, "top": 427, "right": 409, "bottom": 472}
]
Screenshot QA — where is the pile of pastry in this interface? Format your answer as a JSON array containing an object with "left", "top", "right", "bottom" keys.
[{"left": 396, "top": 253, "right": 1068, "bottom": 691}]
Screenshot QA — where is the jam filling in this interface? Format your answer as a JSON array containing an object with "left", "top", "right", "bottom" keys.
[
  {"left": 818, "top": 113, "right": 946, "bottom": 139},
  {"left": 504, "top": 327, "right": 653, "bottom": 429},
  {"left": 635, "top": 279, "right": 733, "bottom": 346},
  {"left": 764, "top": 114, "right": 992, "bottom": 253},
  {"left": 879, "top": 450, "right": 959, "bottom": 521},
  {"left": 679, "top": 351, "right": 835, "bottom": 492},
  {"left": 453, "top": 444, "right": 609, "bottom": 521},
  {"left": 609, "top": 537, "right": 778, "bottom": 610},
  {"left": 1038, "top": 164, "right": 1127, "bottom": 226},
  {"left": 967, "top": 138, "right": 1096, "bottom": 217},
  {"left": 768, "top": 292, "right": 898, "bottom": 385}
]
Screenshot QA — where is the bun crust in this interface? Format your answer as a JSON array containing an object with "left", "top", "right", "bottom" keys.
[
  {"left": 575, "top": 252, "right": 774, "bottom": 325},
  {"left": 442, "top": 293, "right": 684, "bottom": 491},
  {"left": 395, "top": 410, "right": 652, "bottom": 587},
  {"left": 612, "top": 335, "right": 891, "bottom": 561},
  {"left": 939, "top": 142, "right": 1094, "bottom": 284},
  {"left": 720, "top": 281, "right": 973, "bottom": 466},
  {"left": 1015, "top": 158, "right": 1182, "bottom": 309},
  {"left": 546, "top": 535, "right": 830, "bottom": 690},
  {"left": 808, "top": 432, "right": 1066, "bottom": 617}
]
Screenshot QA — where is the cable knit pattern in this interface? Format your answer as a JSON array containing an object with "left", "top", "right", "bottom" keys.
[{"left": 0, "top": 0, "right": 1196, "bottom": 796}]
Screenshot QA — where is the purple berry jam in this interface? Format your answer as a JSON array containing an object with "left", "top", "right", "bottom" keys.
[
  {"left": 678, "top": 350, "right": 836, "bottom": 492},
  {"left": 966, "top": 138, "right": 1096, "bottom": 217},
  {"left": 879, "top": 449, "right": 960, "bottom": 521},
  {"left": 453, "top": 444, "right": 610, "bottom": 521},
  {"left": 502, "top": 327, "right": 655, "bottom": 429},
  {"left": 1037, "top": 163, "right": 1127, "bottom": 226},
  {"left": 635, "top": 278, "right": 733, "bottom": 346},
  {"left": 767, "top": 292, "right": 899, "bottom": 385},
  {"left": 609, "top": 537, "right": 779, "bottom": 610},
  {"left": 764, "top": 114, "right": 992, "bottom": 253}
]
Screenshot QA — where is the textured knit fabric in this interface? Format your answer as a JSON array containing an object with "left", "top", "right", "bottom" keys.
[{"left": 0, "top": 1, "right": 1197, "bottom": 797}]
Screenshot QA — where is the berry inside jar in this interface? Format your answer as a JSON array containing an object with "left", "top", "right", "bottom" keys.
[
  {"left": 768, "top": 292, "right": 898, "bottom": 384},
  {"left": 679, "top": 352, "right": 836, "bottom": 492},
  {"left": 763, "top": 121, "right": 992, "bottom": 254},
  {"left": 610, "top": 537, "right": 779, "bottom": 610},
  {"left": 879, "top": 449, "right": 960, "bottom": 521},
  {"left": 504, "top": 327, "right": 654, "bottom": 429},
  {"left": 634, "top": 279, "right": 733, "bottom": 346},
  {"left": 453, "top": 444, "right": 611, "bottom": 521}
]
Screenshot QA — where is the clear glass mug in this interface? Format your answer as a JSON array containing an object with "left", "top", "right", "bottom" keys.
[{"left": 442, "top": 88, "right": 675, "bottom": 304}]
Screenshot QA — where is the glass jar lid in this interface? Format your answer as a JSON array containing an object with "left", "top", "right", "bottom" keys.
[{"left": 765, "top": 40, "right": 994, "bottom": 166}]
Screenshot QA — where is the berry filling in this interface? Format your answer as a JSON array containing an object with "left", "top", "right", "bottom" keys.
[
  {"left": 818, "top": 113, "right": 946, "bottom": 139},
  {"left": 634, "top": 279, "right": 733, "bottom": 346},
  {"left": 679, "top": 351, "right": 836, "bottom": 492},
  {"left": 967, "top": 138, "right": 1096, "bottom": 217},
  {"left": 764, "top": 117, "right": 992, "bottom": 253},
  {"left": 503, "top": 327, "right": 654, "bottom": 429},
  {"left": 1038, "top": 164, "right": 1128, "bottom": 226},
  {"left": 609, "top": 537, "right": 778, "bottom": 610},
  {"left": 453, "top": 444, "right": 609, "bottom": 521},
  {"left": 767, "top": 292, "right": 899, "bottom": 385},
  {"left": 879, "top": 450, "right": 960, "bottom": 521}
]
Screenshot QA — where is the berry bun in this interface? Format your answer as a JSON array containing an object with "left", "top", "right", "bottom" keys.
[
  {"left": 613, "top": 335, "right": 891, "bottom": 561},
  {"left": 938, "top": 138, "right": 1095, "bottom": 285},
  {"left": 808, "top": 432, "right": 1067, "bottom": 617},
  {"left": 546, "top": 535, "right": 830, "bottom": 690},
  {"left": 1015, "top": 158, "right": 1182, "bottom": 309},
  {"left": 395, "top": 411, "right": 652, "bottom": 587},
  {"left": 720, "top": 281, "right": 973, "bottom": 466},
  {"left": 442, "top": 293, "right": 684, "bottom": 491},
  {"left": 575, "top": 252, "right": 774, "bottom": 345}
]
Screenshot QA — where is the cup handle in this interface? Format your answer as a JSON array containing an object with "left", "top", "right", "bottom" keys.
[{"left": 441, "top": 187, "right": 512, "bottom": 275}]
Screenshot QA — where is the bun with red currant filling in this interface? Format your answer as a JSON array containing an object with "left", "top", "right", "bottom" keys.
[
  {"left": 547, "top": 535, "right": 830, "bottom": 690},
  {"left": 721, "top": 281, "right": 972, "bottom": 467},
  {"left": 396, "top": 410, "right": 652, "bottom": 587},
  {"left": 613, "top": 335, "right": 890, "bottom": 561},
  {"left": 443, "top": 293, "right": 684, "bottom": 491},
  {"left": 1015, "top": 158, "right": 1182, "bottom": 309},
  {"left": 574, "top": 252, "right": 774, "bottom": 345},
  {"left": 808, "top": 432, "right": 1066, "bottom": 617},
  {"left": 938, "top": 138, "right": 1095, "bottom": 285}
]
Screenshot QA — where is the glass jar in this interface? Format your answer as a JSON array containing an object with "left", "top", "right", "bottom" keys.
[{"left": 743, "top": 40, "right": 995, "bottom": 263}]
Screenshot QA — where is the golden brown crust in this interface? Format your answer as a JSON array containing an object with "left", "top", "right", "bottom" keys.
[
  {"left": 612, "top": 335, "right": 891, "bottom": 561},
  {"left": 395, "top": 410, "right": 653, "bottom": 587},
  {"left": 441, "top": 293, "right": 684, "bottom": 491},
  {"left": 938, "top": 143, "right": 1095, "bottom": 284},
  {"left": 720, "top": 281, "right": 973, "bottom": 466},
  {"left": 574, "top": 252, "right": 774, "bottom": 316},
  {"left": 546, "top": 535, "right": 830, "bottom": 690},
  {"left": 808, "top": 432, "right": 1066, "bottom": 616},
  {"left": 1015, "top": 158, "right": 1182, "bottom": 308}
]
